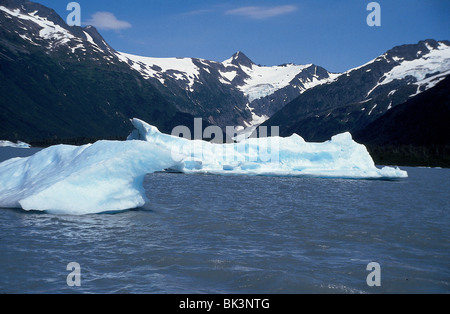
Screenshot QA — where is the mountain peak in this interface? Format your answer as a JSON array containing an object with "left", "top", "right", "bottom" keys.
[
  {"left": 0, "top": 1, "right": 115, "bottom": 55},
  {"left": 230, "top": 51, "right": 255, "bottom": 68}
]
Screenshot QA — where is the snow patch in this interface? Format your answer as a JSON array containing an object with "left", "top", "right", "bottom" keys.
[
  {"left": 116, "top": 52, "right": 201, "bottom": 91},
  {"left": 245, "top": 103, "right": 269, "bottom": 126},
  {"left": 0, "top": 6, "right": 75, "bottom": 48},
  {"left": 219, "top": 69, "right": 238, "bottom": 83},
  {"left": 387, "top": 101, "right": 393, "bottom": 110},
  {"left": 18, "top": 33, "right": 38, "bottom": 45},
  {"left": 70, "top": 43, "right": 84, "bottom": 53},
  {"left": 237, "top": 64, "right": 311, "bottom": 101},
  {"left": 388, "top": 90, "right": 397, "bottom": 97},
  {"left": 381, "top": 43, "right": 450, "bottom": 86},
  {"left": 368, "top": 104, "right": 378, "bottom": 116}
]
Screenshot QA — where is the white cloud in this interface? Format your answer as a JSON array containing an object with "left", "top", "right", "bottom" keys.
[
  {"left": 85, "top": 12, "right": 131, "bottom": 31},
  {"left": 225, "top": 5, "right": 298, "bottom": 20},
  {"left": 182, "top": 9, "right": 215, "bottom": 16}
]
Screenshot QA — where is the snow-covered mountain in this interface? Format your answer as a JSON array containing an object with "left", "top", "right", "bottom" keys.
[
  {"left": 347, "top": 40, "right": 450, "bottom": 98},
  {"left": 259, "top": 39, "right": 450, "bottom": 141},
  {"left": 115, "top": 50, "right": 337, "bottom": 132},
  {"left": 223, "top": 52, "right": 339, "bottom": 102},
  {"left": 0, "top": 0, "right": 213, "bottom": 143}
]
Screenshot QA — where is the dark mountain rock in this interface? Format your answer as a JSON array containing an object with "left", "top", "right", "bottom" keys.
[
  {"left": 355, "top": 76, "right": 450, "bottom": 146},
  {"left": 353, "top": 76, "right": 450, "bottom": 167}
]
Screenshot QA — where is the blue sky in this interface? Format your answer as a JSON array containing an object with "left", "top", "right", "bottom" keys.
[{"left": 38, "top": 0, "right": 449, "bottom": 72}]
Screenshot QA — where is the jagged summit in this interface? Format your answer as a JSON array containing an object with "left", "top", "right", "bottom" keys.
[{"left": 226, "top": 51, "right": 255, "bottom": 68}]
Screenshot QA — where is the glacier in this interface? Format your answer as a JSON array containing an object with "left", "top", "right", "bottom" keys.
[{"left": 0, "top": 118, "right": 407, "bottom": 215}]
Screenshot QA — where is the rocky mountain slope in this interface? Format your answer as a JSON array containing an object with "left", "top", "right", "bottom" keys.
[
  {"left": 0, "top": 0, "right": 212, "bottom": 144},
  {"left": 354, "top": 76, "right": 450, "bottom": 167}
]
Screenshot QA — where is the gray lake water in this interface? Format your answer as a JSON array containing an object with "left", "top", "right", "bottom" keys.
[{"left": 0, "top": 149, "right": 449, "bottom": 294}]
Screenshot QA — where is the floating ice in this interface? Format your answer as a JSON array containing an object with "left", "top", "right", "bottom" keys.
[
  {"left": 0, "top": 140, "right": 31, "bottom": 148},
  {"left": 0, "top": 118, "right": 407, "bottom": 214},
  {"left": 0, "top": 140, "right": 176, "bottom": 215}
]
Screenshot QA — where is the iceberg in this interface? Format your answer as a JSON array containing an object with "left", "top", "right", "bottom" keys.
[
  {"left": 0, "top": 140, "right": 176, "bottom": 215},
  {"left": 0, "top": 118, "right": 407, "bottom": 214},
  {"left": 0, "top": 140, "right": 31, "bottom": 148}
]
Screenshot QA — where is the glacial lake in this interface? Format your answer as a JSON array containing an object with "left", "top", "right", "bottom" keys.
[{"left": 0, "top": 148, "right": 448, "bottom": 293}]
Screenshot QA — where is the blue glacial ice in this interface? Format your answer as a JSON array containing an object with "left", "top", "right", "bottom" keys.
[{"left": 0, "top": 118, "right": 407, "bottom": 214}]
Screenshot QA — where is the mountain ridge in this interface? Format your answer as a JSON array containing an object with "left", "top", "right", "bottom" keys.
[
  {"left": 0, "top": 1, "right": 217, "bottom": 144},
  {"left": 354, "top": 76, "right": 450, "bottom": 167},
  {"left": 115, "top": 49, "right": 337, "bottom": 133},
  {"left": 256, "top": 39, "right": 450, "bottom": 141}
]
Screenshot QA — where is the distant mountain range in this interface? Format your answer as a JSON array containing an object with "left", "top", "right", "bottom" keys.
[
  {"left": 254, "top": 39, "right": 450, "bottom": 166},
  {"left": 0, "top": 0, "right": 449, "bottom": 166},
  {"left": 257, "top": 39, "right": 450, "bottom": 140},
  {"left": 116, "top": 50, "right": 336, "bottom": 132}
]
